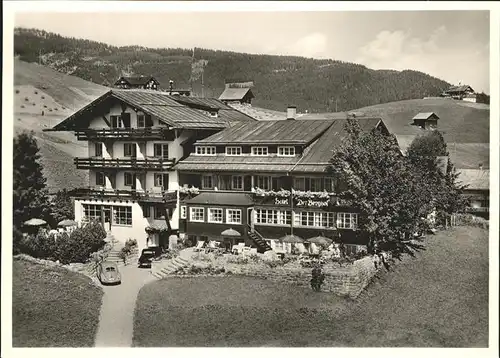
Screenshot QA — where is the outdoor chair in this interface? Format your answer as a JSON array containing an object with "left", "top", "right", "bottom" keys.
[
  {"left": 194, "top": 240, "right": 206, "bottom": 252},
  {"left": 231, "top": 242, "right": 246, "bottom": 255}
]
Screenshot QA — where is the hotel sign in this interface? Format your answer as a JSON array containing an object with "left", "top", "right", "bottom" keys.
[{"left": 273, "top": 197, "right": 329, "bottom": 208}]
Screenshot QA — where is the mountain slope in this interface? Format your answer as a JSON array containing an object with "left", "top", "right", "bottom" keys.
[
  {"left": 14, "top": 59, "right": 108, "bottom": 191},
  {"left": 14, "top": 27, "right": 451, "bottom": 113}
]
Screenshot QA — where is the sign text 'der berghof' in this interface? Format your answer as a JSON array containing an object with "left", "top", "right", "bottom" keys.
[{"left": 274, "top": 197, "right": 329, "bottom": 207}]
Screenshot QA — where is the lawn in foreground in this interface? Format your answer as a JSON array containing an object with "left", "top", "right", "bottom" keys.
[
  {"left": 12, "top": 259, "right": 103, "bottom": 347},
  {"left": 133, "top": 226, "right": 488, "bottom": 347}
]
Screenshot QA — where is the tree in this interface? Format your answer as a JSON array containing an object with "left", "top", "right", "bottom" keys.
[
  {"left": 407, "top": 131, "right": 468, "bottom": 222},
  {"left": 328, "top": 119, "right": 433, "bottom": 258},
  {"left": 13, "top": 132, "right": 51, "bottom": 249},
  {"left": 50, "top": 189, "right": 74, "bottom": 226}
]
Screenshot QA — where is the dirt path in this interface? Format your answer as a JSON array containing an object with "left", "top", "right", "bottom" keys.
[{"left": 94, "top": 265, "right": 155, "bottom": 347}]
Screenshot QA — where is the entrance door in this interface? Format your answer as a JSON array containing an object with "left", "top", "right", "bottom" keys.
[
  {"left": 247, "top": 208, "right": 254, "bottom": 232},
  {"left": 103, "top": 206, "right": 112, "bottom": 231}
]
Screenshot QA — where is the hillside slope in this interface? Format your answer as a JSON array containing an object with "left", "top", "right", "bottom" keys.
[
  {"left": 14, "top": 59, "right": 108, "bottom": 191},
  {"left": 14, "top": 27, "right": 451, "bottom": 113}
]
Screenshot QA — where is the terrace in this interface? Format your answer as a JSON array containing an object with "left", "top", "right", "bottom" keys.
[
  {"left": 73, "top": 188, "right": 178, "bottom": 205},
  {"left": 74, "top": 157, "right": 176, "bottom": 170}
]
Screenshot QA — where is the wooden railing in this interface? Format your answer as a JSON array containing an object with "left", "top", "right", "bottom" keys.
[
  {"left": 75, "top": 128, "right": 174, "bottom": 140},
  {"left": 73, "top": 188, "right": 177, "bottom": 203},
  {"left": 74, "top": 157, "right": 176, "bottom": 170}
]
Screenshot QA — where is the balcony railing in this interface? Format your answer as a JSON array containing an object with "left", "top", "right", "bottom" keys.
[
  {"left": 75, "top": 128, "right": 175, "bottom": 141},
  {"left": 72, "top": 188, "right": 178, "bottom": 204},
  {"left": 465, "top": 207, "right": 489, "bottom": 213},
  {"left": 74, "top": 157, "right": 176, "bottom": 170}
]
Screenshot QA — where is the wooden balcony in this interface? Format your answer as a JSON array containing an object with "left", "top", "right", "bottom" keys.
[
  {"left": 75, "top": 128, "right": 175, "bottom": 141},
  {"left": 74, "top": 157, "right": 176, "bottom": 170},
  {"left": 72, "top": 188, "right": 178, "bottom": 205}
]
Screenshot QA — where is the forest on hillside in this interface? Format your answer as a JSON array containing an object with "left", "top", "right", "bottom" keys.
[{"left": 14, "top": 27, "right": 452, "bottom": 112}]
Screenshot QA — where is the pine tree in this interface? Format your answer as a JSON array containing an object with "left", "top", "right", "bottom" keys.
[
  {"left": 50, "top": 189, "right": 74, "bottom": 227},
  {"left": 13, "top": 131, "right": 51, "bottom": 230}
]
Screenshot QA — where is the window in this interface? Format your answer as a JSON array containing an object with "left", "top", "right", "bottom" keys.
[
  {"left": 137, "top": 114, "right": 146, "bottom": 128},
  {"left": 113, "top": 206, "right": 132, "bottom": 226},
  {"left": 94, "top": 142, "right": 103, "bottom": 157},
  {"left": 278, "top": 146, "right": 295, "bottom": 157},
  {"left": 293, "top": 177, "right": 306, "bottom": 191},
  {"left": 337, "top": 212, "right": 358, "bottom": 230},
  {"left": 154, "top": 173, "right": 169, "bottom": 189},
  {"left": 255, "top": 175, "right": 270, "bottom": 190},
  {"left": 143, "top": 205, "right": 151, "bottom": 218},
  {"left": 310, "top": 178, "right": 322, "bottom": 192},
  {"left": 232, "top": 175, "right": 243, "bottom": 190},
  {"left": 294, "top": 211, "right": 336, "bottom": 228},
  {"left": 190, "top": 207, "right": 205, "bottom": 222},
  {"left": 123, "top": 143, "right": 136, "bottom": 157},
  {"left": 226, "top": 209, "right": 242, "bottom": 224},
  {"left": 208, "top": 208, "right": 223, "bottom": 223},
  {"left": 226, "top": 146, "right": 242, "bottom": 156},
  {"left": 121, "top": 113, "right": 131, "bottom": 128},
  {"left": 83, "top": 204, "right": 102, "bottom": 222},
  {"left": 202, "top": 175, "right": 214, "bottom": 189},
  {"left": 154, "top": 206, "right": 165, "bottom": 220},
  {"left": 95, "top": 172, "right": 105, "bottom": 187},
  {"left": 251, "top": 146, "right": 268, "bottom": 156},
  {"left": 110, "top": 115, "right": 121, "bottom": 128},
  {"left": 255, "top": 209, "right": 291, "bottom": 225},
  {"left": 124, "top": 172, "right": 134, "bottom": 187},
  {"left": 195, "top": 146, "right": 216, "bottom": 156},
  {"left": 154, "top": 143, "right": 169, "bottom": 159},
  {"left": 324, "top": 178, "right": 336, "bottom": 193},
  {"left": 180, "top": 206, "right": 187, "bottom": 219}
]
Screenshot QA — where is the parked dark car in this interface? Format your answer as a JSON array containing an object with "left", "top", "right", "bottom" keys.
[
  {"left": 138, "top": 247, "right": 162, "bottom": 268},
  {"left": 96, "top": 261, "right": 121, "bottom": 285}
]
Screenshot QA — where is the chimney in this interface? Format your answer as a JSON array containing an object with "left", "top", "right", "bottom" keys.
[
  {"left": 287, "top": 106, "right": 297, "bottom": 120},
  {"left": 169, "top": 80, "right": 174, "bottom": 95}
]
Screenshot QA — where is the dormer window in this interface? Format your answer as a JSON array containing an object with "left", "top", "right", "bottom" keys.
[
  {"left": 195, "top": 146, "right": 216, "bottom": 156},
  {"left": 226, "top": 146, "right": 242, "bottom": 156},
  {"left": 251, "top": 146, "right": 269, "bottom": 156},
  {"left": 278, "top": 146, "right": 295, "bottom": 157}
]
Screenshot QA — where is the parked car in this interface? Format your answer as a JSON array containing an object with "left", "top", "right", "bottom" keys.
[
  {"left": 138, "top": 247, "right": 162, "bottom": 268},
  {"left": 96, "top": 261, "right": 121, "bottom": 285}
]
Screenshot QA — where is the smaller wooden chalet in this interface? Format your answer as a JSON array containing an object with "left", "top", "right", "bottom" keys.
[
  {"left": 114, "top": 76, "right": 160, "bottom": 90},
  {"left": 458, "top": 169, "right": 489, "bottom": 219},
  {"left": 442, "top": 84, "right": 475, "bottom": 99},
  {"left": 175, "top": 117, "right": 389, "bottom": 254},
  {"left": 218, "top": 82, "right": 255, "bottom": 105},
  {"left": 412, "top": 112, "right": 439, "bottom": 130}
]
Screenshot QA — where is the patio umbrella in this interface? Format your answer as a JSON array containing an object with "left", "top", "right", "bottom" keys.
[
  {"left": 24, "top": 218, "right": 47, "bottom": 226},
  {"left": 221, "top": 228, "right": 241, "bottom": 237},
  {"left": 57, "top": 219, "right": 77, "bottom": 227},
  {"left": 306, "top": 236, "right": 333, "bottom": 247},
  {"left": 279, "top": 234, "right": 304, "bottom": 243}
]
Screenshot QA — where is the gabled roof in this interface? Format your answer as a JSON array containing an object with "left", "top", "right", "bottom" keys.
[
  {"left": 446, "top": 85, "right": 474, "bottom": 93},
  {"left": 115, "top": 76, "right": 159, "bottom": 86},
  {"left": 196, "top": 119, "right": 333, "bottom": 145},
  {"left": 51, "top": 89, "right": 227, "bottom": 131},
  {"left": 219, "top": 87, "right": 254, "bottom": 101},
  {"left": 457, "top": 169, "right": 489, "bottom": 190},
  {"left": 412, "top": 112, "right": 440, "bottom": 120}
]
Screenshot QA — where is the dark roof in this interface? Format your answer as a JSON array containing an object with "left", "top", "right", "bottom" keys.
[
  {"left": 115, "top": 76, "right": 159, "bottom": 86},
  {"left": 412, "top": 112, "right": 439, "bottom": 120},
  {"left": 51, "top": 89, "right": 228, "bottom": 131},
  {"left": 196, "top": 120, "right": 333, "bottom": 145},
  {"left": 219, "top": 87, "right": 254, "bottom": 101},
  {"left": 186, "top": 192, "right": 254, "bottom": 206},
  {"left": 446, "top": 85, "right": 474, "bottom": 93}
]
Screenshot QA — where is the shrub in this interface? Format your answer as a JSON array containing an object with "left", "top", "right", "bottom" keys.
[
  {"left": 310, "top": 266, "right": 325, "bottom": 292},
  {"left": 125, "top": 238, "right": 137, "bottom": 248},
  {"left": 18, "top": 232, "right": 57, "bottom": 260},
  {"left": 54, "top": 222, "right": 106, "bottom": 264},
  {"left": 453, "top": 213, "right": 489, "bottom": 229},
  {"left": 227, "top": 255, "right": 249, "bottom": 265}
]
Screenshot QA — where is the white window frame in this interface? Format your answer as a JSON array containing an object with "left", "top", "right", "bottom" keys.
[
  {"left": 294, "top": 211, "right": 336, "bottom": 228},
  {"left": 255, "top": 209, "right": 291, "bottom": 226},
  {"left": 113, "top": 206, "right": 132, "bottom": 226},
  {"left": 195, "top": 146, "right": 216, "bottom": 156},
  {"left": 153, "top": 173, "right": 168, "bottom": 189},
  {"left": 226, "top": 209, "right": 242, "bottom": 224},
  {"left": 190, "top": 207, "right": 205, "bottom": 222},
  {"left": 324, "top": 177, "right": 336, "bottom": 193},
  {"left": 225, "top": 146, "right": 242, "bottom": 156},
  {"left": 137, "top": 114, "right": 146, "bottom": 128},
  {"left": 180, "top": 206, "right": 187, "bottom": 219},
  {"left": 208, "top": 208, "right": 224, "bottom": 223},
  {"left": 231, "top": 175, "right": 243, "bottom": 190},
  {"left": 278, "top": 146, "right": 295, "bottom": 157},
  {"left": 251, "top": 146, "right": 269, "bottom": 156},
  {"left": 83, "top": 204, "right": 102, "bottom": 222},
  {"left": 202, "top": 174, "right": 214, "bottom": 189},
  {"left": 255, "top": 175, "right": 271, "bottom": 190},
  {"left": 153, "top": 143, "right": 169, "bottom": 159},
  {"left": 124, "top": 172, "right": 134, "bottom": 187},
  {"left": 337, "top": 212, "right": 358, "bottom": 230},
  {"left": 310, "top": 177, "right": 323, "bottom": 192}
]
